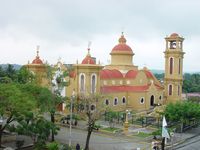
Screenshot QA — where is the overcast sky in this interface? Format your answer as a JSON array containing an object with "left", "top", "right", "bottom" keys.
[{"left": 0, "top": 0, "right": 200, "bottom": 72}]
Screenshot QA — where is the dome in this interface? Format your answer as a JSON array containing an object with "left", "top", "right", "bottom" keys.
[
  {"left": 32, "top": 50, "right": 43, "bottom": 64},
  {"left": 125, "top": 70, "right": 138, "bottom": 79},
  {"left": 100, "top": 69, "right": 123, "bottom": 79},
  {"left": 81, "top": 55, "right": 95, "bottom": 64},
  {"left": 170, "top": 33, "right": 179, "bottom": 38},
  {"left": 32, "top": 57, "right": 43, "bottom": 64},
  {"left": 111, "top": 33, "right": 133, "bottom": 53},
  {"left": 81, "top": 48, "right": 96, "bottom": 64}
]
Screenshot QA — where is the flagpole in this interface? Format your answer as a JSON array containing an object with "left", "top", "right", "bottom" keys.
[{"left": 161, "top": 137, "right": 165, "bottom": 150}]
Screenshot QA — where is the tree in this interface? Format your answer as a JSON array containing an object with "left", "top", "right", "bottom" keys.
[
  {"left": 0, "top": 83, "right": 36, "bottom": 147},
  {"left": 164, "top": 101, "right": 200, "bottom": 132},
  {"left": 17, "top": 66, "right": 35, "bottom": 84},
  {"left": 77, "top": 93, "right": 105, "bottom": 150}
]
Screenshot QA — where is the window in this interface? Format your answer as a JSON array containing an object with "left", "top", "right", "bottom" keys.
[
  {"left": 120, "top": 80, "right": 123, "bottom": 85},
  {"left": 140, "top": 98, "right": 144, "bottom": 104},
  {"left": 105, "top": 99, "right": 109, "bottom": 105},
  {"left": 169, "top": 57, "right": 173, "bottom": 74},
  {"left": 169, "top": 84, "right": 173, "bottom": 96},
  {"left": 91, "top": 74, "right": 96, "bottom": 94},
  {"left": 178, "top": 85, "right": 180, "bottom": 96},
  {"left": 159, "top": 96, "right": 162, "bottom": 100},
  {"left": 126, "top": 80, "right": 130, "bottom": 84},
  {"left": 103, "top": 80, "right": 107, "bottom": 85},
  {"left": 122, "top": 97, "right": 126, "bottom": 104},
  {"left": 178, "top": 58, "right": 181, "bottom": 74},
  {"left": 80, "top": 74, "right": 85, "bottom": 93},
  {"left": 150, "top": 95, "right": 154, "bottom": 106},
  {"left": 114, "top": 98, "right": 118, "bottom": 106},
  {"left": 90, "top": 105, "right": 96, "bottom": 111}
]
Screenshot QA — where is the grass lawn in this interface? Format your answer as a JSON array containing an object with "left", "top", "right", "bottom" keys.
[
  {"left": 133, "top": 132, "right": 152, "bottom": 138},
  {"left": 101, "top": 127, "right": 120, "bottom": 132}
]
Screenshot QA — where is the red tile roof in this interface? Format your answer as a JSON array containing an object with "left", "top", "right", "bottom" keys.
[
  {"left": 112, "top": 44, "right": 133, "bottom": 53},
  {"left": 100, "top": 69, "right": 123, "bottom": 79},
  {"left": 81, "top": 55, "right": 95, "bottom": 64},
  {"left": 32, "top": 57, "right": 43, "bottom": 64},
  {"left": 125, "top": 70, "right": 138, "bottom": 79},
  {"left": 170, "top": 33, "right": 179, "bottom": 37},
  {"left": 143, "top": 70, "right": 154, "bottom": 79}
]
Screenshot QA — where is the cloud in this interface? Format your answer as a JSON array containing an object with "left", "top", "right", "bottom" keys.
[{"left": 0, "top": 0, "right": 199, "bottom": 72}]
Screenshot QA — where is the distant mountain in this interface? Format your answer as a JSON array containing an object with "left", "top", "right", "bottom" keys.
[{"left": 0, "top": 64, "right": 22, "bottom": 70}]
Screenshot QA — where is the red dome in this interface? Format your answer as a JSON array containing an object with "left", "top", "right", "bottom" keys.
[
  {"left": 32, "top": 57, "right": 43, "bottom": 64},
  {"left": 100, "top": 69, "right": 123, "bottom": 79},
  {"left": 111, "top": 33, "right": 133, "bottom": 53},
  {"left": 125, "top": 70, "right": 138, "bottom": 79},
  {"left": 81, "top": 55, "right": 95, "bottom": 64},
  {"left": 112, "top": 44, "right": 133, "bottom": 52},
  {"left": 170, "top": 33, "right": 179, "bottom": 37}
]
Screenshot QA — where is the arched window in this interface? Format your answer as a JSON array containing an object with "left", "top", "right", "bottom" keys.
[
  {"left": 91, "top": 74, "right": 96, "bottom": 94},
  {"left": 80, "top": 73, "right": 85, "bottom": 93},
  {"left": 159, "top": 96, "right": 162, "bottom": 100},
  {"left": 122, "top": 97, "right": 126, "bottom": 104},
  {"left": 105, "top": 99, "right": 109, "bottom": 105},
  {"left": 178, "top": 85, "right": 180, "bottom": 96},
  {"left": 178, "top": 58, "right": 181, "bottom": 74},
  {"left": 169, "top": 84, "right": 172, "bottom": 96},
  {"left": 150, "top": 95, "right": 154, "bottom": 106},
  {"left": 170, "top": 57, "right": 173, "bottom": 74},
  {"left": 114, "top": 98, "right": 118, "bottom": 106},
  {"left": 90, "top": 105, "right": 96, "bottom": 111}
]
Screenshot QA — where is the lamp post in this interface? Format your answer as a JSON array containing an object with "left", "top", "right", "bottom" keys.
[
  {"left": 0, "top": 116, "right": 3, "bottom": 148},
  {"left": 69, "top": 90, "right": 75, "bottom": 147},
  {"left": 124, "top": 109, "right": 129, "bottom": 133}
]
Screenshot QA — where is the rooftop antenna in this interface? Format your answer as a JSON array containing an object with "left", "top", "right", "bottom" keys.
[
  {"left": 36, "top": 45, "right": 40, "bottom": 57},
  {"left": 87, "top": 41, "right": 92, "bottom": 55}
]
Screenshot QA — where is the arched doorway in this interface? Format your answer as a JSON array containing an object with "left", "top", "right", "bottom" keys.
[{"left": 150, "top": 95, "right": 154, "bottom": 106}]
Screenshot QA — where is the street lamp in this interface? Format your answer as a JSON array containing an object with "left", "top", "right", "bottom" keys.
[
  {"left": 69, "top": 90, "right": 75, "bottom": 147},
  {"left": 0, "top": 116, "right": 3, "bottom": 148},
  {"left": 124, "top": 109, "right": 129, "bottom": 132}
]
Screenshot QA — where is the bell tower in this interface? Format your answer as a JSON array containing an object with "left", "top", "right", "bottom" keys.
[{"left": 164, "top": 33, "right": 185, "bottom": 103}]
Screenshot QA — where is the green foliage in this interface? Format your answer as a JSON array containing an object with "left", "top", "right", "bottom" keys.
[
  {"left": 164, "top": 101, "right": 200, "bottom": 123},
  {"left": 183, "top": 73, "right": 200, "bottom": 93},
  {"left": 46, "top": 142, "right": 59, "bottom": 150},
  {"left": 17, "top": 66, "right": 35, "bottom": 84}
]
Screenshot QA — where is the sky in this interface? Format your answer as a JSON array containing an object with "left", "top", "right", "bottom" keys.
[{"left": 0, "top": 0, "right": 200, "bottom": 72}]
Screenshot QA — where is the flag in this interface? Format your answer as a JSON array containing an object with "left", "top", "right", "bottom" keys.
[{"left": 162, "top": 116, "right": 170, "bottom": 139}]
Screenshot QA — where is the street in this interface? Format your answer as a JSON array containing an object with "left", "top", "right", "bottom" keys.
[
  {"left": 172, "top": 134, "right": 200, "bottom": 150},
  {"left": 55, "top": 127, "right": 151, "bottom": 150}
]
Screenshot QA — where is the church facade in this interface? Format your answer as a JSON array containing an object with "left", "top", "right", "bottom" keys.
[
  {"left": 26, "top": 33, "right": 185, "bottom": 113},
  {"left": 67, "top": 33, "right": 185, "bottom": 112}
]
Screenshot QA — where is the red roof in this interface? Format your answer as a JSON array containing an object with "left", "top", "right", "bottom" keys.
[
  {"left": 69, "top": 71, "right": 76, "bottom": 78},
  {"left": 170, "top": 33, "right": 179, "bottom": 37},
  {"left": 81, "top": 55, "right": 95, "bottom": 64},
  {"left": 101, "top": 85, "right": 150, "bottom": 93},
  {"left": 112, "top": 44, "right": 133, "bottom": 53},
  {"left": 143, "top": 70, "right": 154, "bottom": 79},
  {"left": 125, "top": 70, "right": 138, "bottom": 79},
  {"left": 32, "top": 57, "right": 43, "bottom": 64},
  {"left": 100, "top": 69, "right": 123, "bottom": 79}
]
